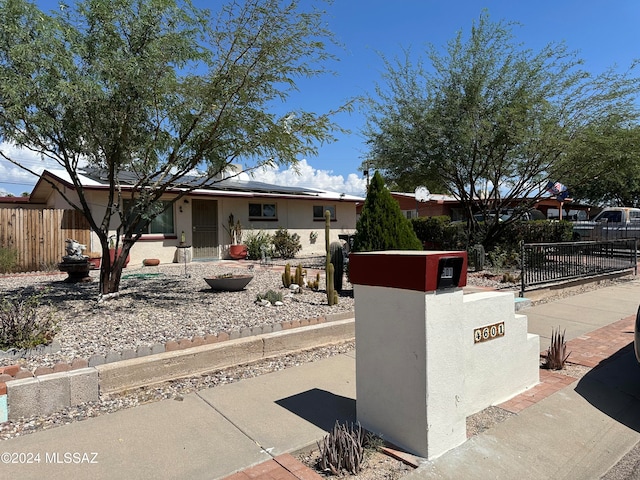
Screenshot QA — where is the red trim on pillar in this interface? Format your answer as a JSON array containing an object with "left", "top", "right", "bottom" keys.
[{"left": 349, "top": 251, "right": 467, "bottom": 292}]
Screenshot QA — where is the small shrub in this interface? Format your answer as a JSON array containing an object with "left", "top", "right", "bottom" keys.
[
  {"left": 255, "top": 290, "right": 283, "bottom": 304},
  {"left": 487, "top": 245, "right": 520, "bottom": 269},
  {"left": 245, "top": 230, "right": 273, "bottom": 260},
  {"left": 272, "top": 228, "right": 301, "bottom": 259},
  {"left": 542, "top": 327, "right": 571, "bottom": 370},
  {"left": 317, "top": 421, "right": 367, "bottom": 475},
  {"left": 0, "top": 247, "right": 18, "bottom": 274},
  {"left": 0, "top": 288, "right": 58, "bottom": 350},
  {"left": 501, "top": 271, "right": 520, "bottom": 284},
  {"left": 411, "top": 215, "right": 451, "bottom": 248}
]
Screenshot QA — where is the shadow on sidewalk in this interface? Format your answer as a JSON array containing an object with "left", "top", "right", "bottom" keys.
[
  {"left": 575, "top": 344, "right": 640, "bottom": 433},
  {"left": 275, "top": 388, "right": 356, "bottom": 431}
]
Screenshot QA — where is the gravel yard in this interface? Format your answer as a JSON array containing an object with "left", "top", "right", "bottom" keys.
[
  {"left": 0, "top": 261, "right": 627, "bottom": 448},
  {"left": 0, "top": 260, "right": 354, "bottom": 370}
]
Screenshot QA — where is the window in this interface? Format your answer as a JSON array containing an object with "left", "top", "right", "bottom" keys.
[
  {"left": 249, "top": 202, "right": 277, "bottom": 220},
  {"left": 124, "top": 200, "right": 175, "bottom": 235},
  {"left": 630, "top": 210, "right": 640, "bottom": 223},
  {"left": 313, "top": 205, "right": 336, "bottom": 220}
]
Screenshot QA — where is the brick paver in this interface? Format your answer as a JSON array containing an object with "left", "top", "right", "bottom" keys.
[
  {"left": 224, "top": 308, "right": 637, "bottom": 478},
  {"left": 222, "top": 454, "right": 322, "bottom": 480},
  {"left": 500, "top": 314, "right": 635, "bottom": 413}
]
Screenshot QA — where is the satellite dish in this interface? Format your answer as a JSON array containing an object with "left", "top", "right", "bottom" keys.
[{"left": 414, "top": 186, "right": 430, "bottom": 202}]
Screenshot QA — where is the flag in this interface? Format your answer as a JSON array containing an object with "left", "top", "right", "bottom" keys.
[{"left": 546, "top": 180, "right": 569, "bottom": 199}]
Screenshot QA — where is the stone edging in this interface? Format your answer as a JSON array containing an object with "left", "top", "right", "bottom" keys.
[{"left": 0, "top": 315, "right": 355, "bottom": 423}]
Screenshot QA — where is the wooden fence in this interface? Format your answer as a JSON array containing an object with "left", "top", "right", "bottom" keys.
[{"left": 0, "top": 208, "right": 91, "bottom": 273}]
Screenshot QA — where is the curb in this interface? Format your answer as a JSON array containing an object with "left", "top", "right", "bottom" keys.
[{"left": 3, "top": 318, "right": 355, "bottom": 421}]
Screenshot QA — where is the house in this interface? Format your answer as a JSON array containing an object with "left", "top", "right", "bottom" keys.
[
  {"left": 356, "top": 192, "right": 465, "bottom": 220},
  {"left": 359, "top": 191, "right": 593, "bottom": 222},
  {"left": 26, "top": 169, "right": 364, "bottom": 265}
]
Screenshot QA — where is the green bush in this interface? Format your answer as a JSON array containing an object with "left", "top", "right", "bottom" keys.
[
  {"left": 352, "top": 172, "right": 422, "bottom": 252},
  {"left": 411, "top": 216, "right": 450, "bottom": 248},
  {"left": 244, "top": 230, "right": 273, "bottom": 260},
  {"left": 0, "top": 247, "right": 18, "bottom": 274},
  {"left": 272, "top": 228, "right": 301, "bottom": 259},
  {"left": 0, "top": 288, "right": 58, "bottom": 350},
  {"left": 493, "top": 220, "right": 573, "bottom": 252},
  {"left": 487, "top": 245, "right": 520, "bottom": 269}
]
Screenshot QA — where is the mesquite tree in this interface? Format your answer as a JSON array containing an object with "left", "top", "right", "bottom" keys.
[
  {"left": 363, "top": 11, "right": 640, "bottom": 248},
  {"left": 0, "top": 0, "right": 348, "bottom": 295}
]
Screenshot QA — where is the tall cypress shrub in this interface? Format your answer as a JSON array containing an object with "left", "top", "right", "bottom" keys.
[{"left": 352, "top": 172, "right": 423, "bottom": 252}]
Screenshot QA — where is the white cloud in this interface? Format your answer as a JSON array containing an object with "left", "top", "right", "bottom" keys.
[
  {"left": 249, "top": 159, "right": 367, "bottom": 197},
  {"left": 0, "top": 143, "right": 367, "bottom": 198},
  {"left": 0, "top": 143, "right": 55, "bottom": 196}
]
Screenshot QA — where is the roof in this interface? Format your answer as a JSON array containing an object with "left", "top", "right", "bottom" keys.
[
  {"left": 0, "top": 196, "right": 32, "bottom": 204},
  {"left": 31, "top": 169, "right": 364, "bottom": 203},
  {"left": 391, "top": 192, "right": 458, "bottom": 203}
]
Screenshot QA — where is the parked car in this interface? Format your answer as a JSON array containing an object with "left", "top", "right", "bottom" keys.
[
  {"left": 472, "top": 208, "right": 545, "bottom": 223},
  {"left": 572, "top": 207, "right": 640, "bottom": 241}
]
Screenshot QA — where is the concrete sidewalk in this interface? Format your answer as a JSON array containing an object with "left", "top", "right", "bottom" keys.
[{"left": 1, "top": 280, "right": 640, "bottom": 479}]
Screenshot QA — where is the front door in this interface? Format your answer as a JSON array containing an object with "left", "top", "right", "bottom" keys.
[{"left": 191, "top": 199, "right": 218, "bottom": 259}]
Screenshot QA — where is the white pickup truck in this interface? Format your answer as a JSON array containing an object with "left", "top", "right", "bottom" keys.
[{"left": 572, "top": 207, "right": 640, "bottom": 241}]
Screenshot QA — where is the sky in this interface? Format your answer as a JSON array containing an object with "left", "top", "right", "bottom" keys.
[{"left": 1, "top": 0, "right": 639, "bottom": 198}]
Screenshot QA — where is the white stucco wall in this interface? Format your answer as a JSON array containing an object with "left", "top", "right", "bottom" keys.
[
  {"left": 355, "top": 285, "right": 467, "bottom": 460},
  {"left": 43, "top": 181, "right": 358, "bottom": 265},
  {"left": 462, "top": 292, "right": 540, "bottom": 413},
  {"left": 219, "top": 196, "right": 357, "bottom": 258},
  {"left": 354, "top": 285, "right": 539, "bottom": 460}
]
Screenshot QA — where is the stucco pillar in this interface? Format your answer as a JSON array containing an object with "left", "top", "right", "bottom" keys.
[{"left": 349, "top": 250, "right": 469, "bottom": 460}]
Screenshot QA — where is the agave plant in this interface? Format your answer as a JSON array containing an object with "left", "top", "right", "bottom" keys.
[{"left": 542, "top": 327, "right": 571, "bottom": 370}]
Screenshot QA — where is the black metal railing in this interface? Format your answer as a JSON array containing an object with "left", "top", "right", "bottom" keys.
[{"left": 520, "top": 239, "right": 637, "bottom": 297}]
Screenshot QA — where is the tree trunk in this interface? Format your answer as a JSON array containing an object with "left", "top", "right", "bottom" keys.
[{"left": 99, "top": 244, "right": 131, "bottom": 295}]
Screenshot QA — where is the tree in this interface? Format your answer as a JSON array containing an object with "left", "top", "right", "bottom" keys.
[
  {"left": 352, "top": 171, "right": 422, "bottom": 252},
  {"left": 559, "top": 122, "right": 640, "bottom": 207},
  {"left": 0, "top": 0, "right": 348, "bottom": 295},
  {"left": 363, "top": 11, "right": 640, "bottom": 247}
]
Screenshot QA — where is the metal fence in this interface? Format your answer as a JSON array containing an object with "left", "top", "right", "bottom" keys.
[{"left": 520, "top": 239, "right": 638, "bottom": 297}]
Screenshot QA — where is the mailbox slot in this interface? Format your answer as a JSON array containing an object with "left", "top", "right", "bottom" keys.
[{"left": 437, "top": 257, "right": 463, "bottom": 289}]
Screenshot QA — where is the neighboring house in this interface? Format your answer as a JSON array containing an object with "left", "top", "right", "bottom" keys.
[
  {"left": 26, "top": 169, "right": 363, "bottom": 265},
  {"left": 364, "top": 191, "right": 594, "bottom": 222},
  {"left": 355, "top": 192, "right": 466, "bottom": 221},
  {"left": 390, "top": 192, "right": 463, "bottom": 220},
  {"left": 0, "top": 195, "right": 43, "bottom": 209}
]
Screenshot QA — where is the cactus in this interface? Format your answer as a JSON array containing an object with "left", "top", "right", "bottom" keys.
[
  {"left": 282, "top": 263, "right": 292, "bottom": 287},
  {"left": 283, "top": 263, "right": 306, "bottom": 291},
  {"left": 330, "top": 241, "right": 344, "bottom": 293},
  {"left": 327, "top": 263, "right": 338, "bottom": 305},
  {"left": 470, "top": 244, "right": 486, "bottom": 272},
  {"left": 294, "top": 264, "right": 304, "bottom": 288},
  {"left": 325, "top": 210, "right": 338, "bottom": 305},
  {"left": 307, "top": 272, "right": 320, "bottom": 290}
]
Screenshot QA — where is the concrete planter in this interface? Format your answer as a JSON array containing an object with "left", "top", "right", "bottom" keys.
[{"left": 204, "top": 275, "right": 253, "bottom": 291}]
